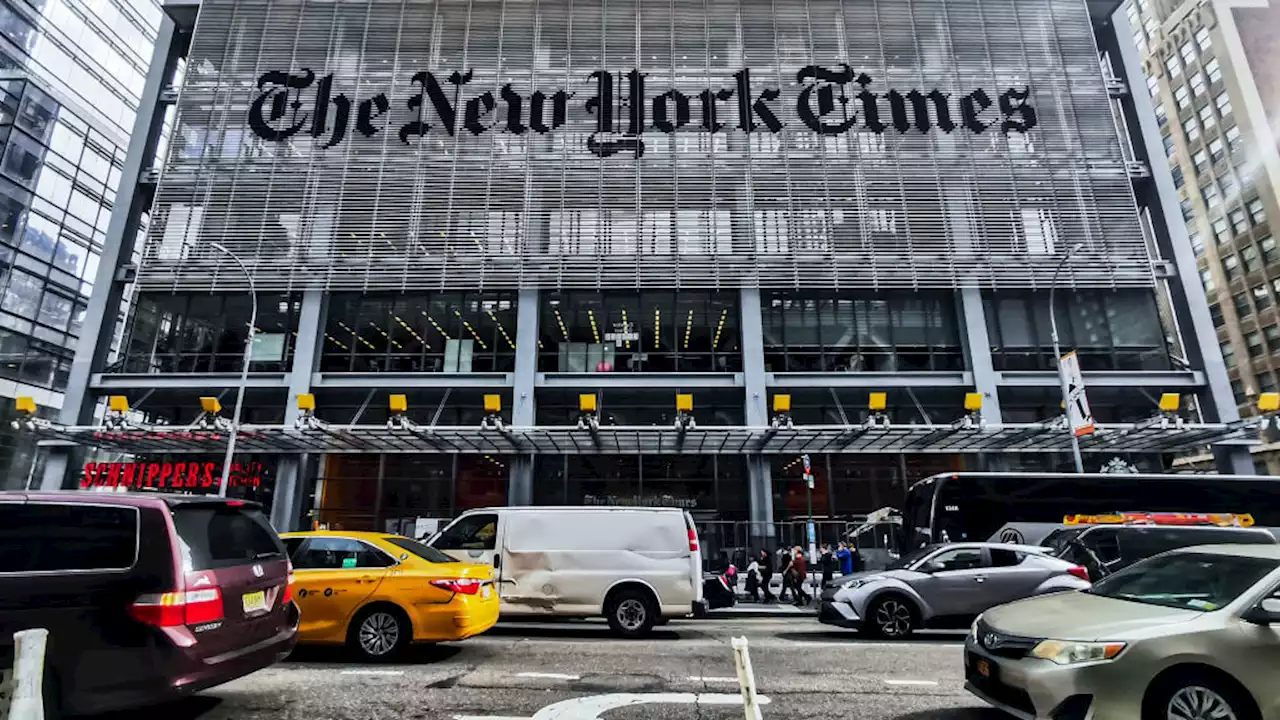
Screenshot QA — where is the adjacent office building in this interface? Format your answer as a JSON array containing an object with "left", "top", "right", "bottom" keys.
[
  {"left": 0, "top": 0, "right": 161, "bottom": 483},
  {"left": 32, "top": 0, "right": 1254, "bottom": 544},
  {"left": 1124, "top": 0, "right": 1280, "bottom": 473}
]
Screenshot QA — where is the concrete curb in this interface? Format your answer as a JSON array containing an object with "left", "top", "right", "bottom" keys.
[{"left": 705, "top": 604, "right": 817, "bottom": 619}]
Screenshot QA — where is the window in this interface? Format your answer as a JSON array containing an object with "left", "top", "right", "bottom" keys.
[
  {"left": 1174, "top": 85, "right": 1191, "bottom": 109},
  {"left": 1194, "top": 149, "right": 1210, "bottom": 172},
  {"left": 1166, "top": 56, "right": 1182, "bottom": 78},
  {"left": 1231, "top": 209, "right": 1249, "bottom": 234},
  {"left": 1199, "top": 105, "right": 1216, "bottom": 129},
  {"left": 1231, "top": 378, "right": 1246, "bottom": 404},
  {"left": 1155, "top": 103, "right": 1168, "bottom": 127},
  {"left": 990, "top": 549, "right": 1024, "bottom": 567},
  {"left": 1242, "top": 245, "right": 1261, "bottom": 273},
  {"left": 170, "top": 504, "right": 284, "bottom": 571},
  {"left": 293, "top": 537, "right": 396, "bottom": 570},
  {"left": 1183, "top": 118, "right": 1200, "bottom": 143},
  {"left": 1172, "top": 165, "right": 1185, "bottom": 189},
  {"left": 1273, "top": 277, "right": 1280, "bottom": 297},
  {"left": 1210, "top": 303, "right": 1225, "bottom": 326},
  {"left": 1181, "top": 199, "right": 1196, "bottom": 222},
  {"left": 1222, "top": 342, "right": 1237, "bottom": 367},
  {"left": 1261, "top": 372, "right": 1278, "bottom": 393},
  {"left": 1195, "top": 26, "right": 1212, "bottom": 52},
  {"left": 1189, "top": 231, "right": 1204, "bottom": 254},
  {"left": 1201, "top": 183, "right": 1218, "bottom": 206},
  {"left": 1248, "top": 332, "right": 1266, "bottom": 357},
  {"left": 1223, "top": 254, "right": 1240, "bottom": 280},
  {"left": 1226, "top": 126, "right": 1242, "bottom": 151},
  {"left": 1249, "top": 199, "right": 1268, "bottom": 225},
  {"left": 1235, "top": 292, "right": 1252, "bottom": 318},
  {"left": 1254, "top": 285, "right": 1273, "bottom": 311},
  {"left": 923, "top": 548, "right": 985, "bottom": 572},
  {"left": 1220, "top": 174, "right": 1235, "bottom": 196},
  {"left": 0, "top": 503, "right": 138, "bottom": 573},
  {"left": 1189, "top": 72, "right": 1207, "bottom": 97},
  {"left": 1215, "top": 91, "right": 1232, "bottom": 116},
  {"left": 1206, "top": 58, "right": 1222, "bottom": 83},
  {"left": 1208, "top": 138, "right": 1226, "bottom": 164},
  {"left": 434, "top": 513, "right": 499, "bottom": 551},
  {"left": 1146, "top": 74, "right": 1160, "bottom": 97},
  {"left": 384, "top": 537, "right": 454, "bottom": 563},
  {"left": 1202, "top": 268, "right": 1217, "bottom": 295},
  {"left": 1262, "top": 236, "right": 1278, "bottom": 263},
  {"left": 1266, "top": 325, "right": 1280, "bottom": 352},
  {"left": 1180, "top": 41, "right": 1196, "bottom": 65},
  {"left": 1163, "top": 134, "right": 1176, "bottom": 158}
]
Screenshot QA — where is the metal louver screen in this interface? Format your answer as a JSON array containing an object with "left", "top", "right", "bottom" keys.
[{"left": 144, "top": 0, "right": 1151, "bottom": 293}]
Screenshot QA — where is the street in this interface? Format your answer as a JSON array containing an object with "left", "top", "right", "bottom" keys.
[{"left": 101, "top": 617, "right": 1004, "bottom": 720}]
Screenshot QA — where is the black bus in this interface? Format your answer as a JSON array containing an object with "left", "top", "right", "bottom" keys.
[{"left": 903, "top": 472, "right": 1280, "bottom": 548}]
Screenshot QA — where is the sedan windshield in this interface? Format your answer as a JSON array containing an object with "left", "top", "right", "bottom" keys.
[
  {"left": 1088, "top": 552, "right": 1278, "bottom": 611},
  {"left": 385, "top": 537, "right": 456, "bottom": 563},
  {"left": 888, "top": 545, "right": 940, "bottom": 570}
]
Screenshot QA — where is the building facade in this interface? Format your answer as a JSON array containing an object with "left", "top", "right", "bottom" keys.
[
  {"left": 33, "top": 0, "right": 1253, "bottom": 546},
  {"left": 1126, "top": 0, "right": 1280, "bottom": 472},
  {"left": 0, "top": 0, "right": 162, "bottom": 483}
]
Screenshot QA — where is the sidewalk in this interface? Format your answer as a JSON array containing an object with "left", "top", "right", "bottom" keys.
[{"left": 707, "top": 575, "right": 825, "bottom": 618}]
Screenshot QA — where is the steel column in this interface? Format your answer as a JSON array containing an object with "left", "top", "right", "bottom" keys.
[
  {"left": 741, "top": 288, "right": 774, "bottom": 551},
  {"left": 272, "top": 289, "right": 325, "bottom": 530},
  {"left": 41, "top": 15, "right": 182, "bottom": 490},
  {"left": 1101, "top": 14, "right": 1252, "bottom": 474},
  {"left": 508, "top": 288, "right": 539, "bottom": 505},
  {"left": 958, "top": 288, "right": 1003, "bottom": 424}
]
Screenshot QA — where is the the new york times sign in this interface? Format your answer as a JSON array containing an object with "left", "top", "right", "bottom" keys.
[{"left": 248, "top": 64, "right": 1037, "bottom": 156}]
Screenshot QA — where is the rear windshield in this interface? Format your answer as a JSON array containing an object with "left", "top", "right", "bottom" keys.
[
  {"left": 385, "top": 536, "right": 455, "bottom": 563},
  {"left": 171, "top": 504, "right": 285, "bottom": 572}
]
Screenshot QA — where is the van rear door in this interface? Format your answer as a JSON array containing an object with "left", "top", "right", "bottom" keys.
[
  {"left": 684, "top": 512, "right": 704, "bottom": 605},
  {"left": 167, "top": 502, "right": 291, "bottom": 661}
]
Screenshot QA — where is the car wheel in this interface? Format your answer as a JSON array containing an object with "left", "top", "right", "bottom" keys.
[
  {"left": 864, "top": 595, "right": 916, "bottom": 640},
  {"left": 1145, "top": 671, "right": 1260, "bottom": 720},
  {"left": 349, "top": 606, "right": 411, "bottom": 661},
  {"left": 606, "top": 589, "right": 657, "bottom": 639}
]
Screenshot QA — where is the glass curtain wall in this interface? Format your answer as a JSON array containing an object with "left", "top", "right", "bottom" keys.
[
  {"left": 119, "top": 293, "right": 301, "bottom": 373},
  {"left": 984, "top": 290, "right": 1172, "bottom": 370},
  {"left": 533, "top": 455, "right": 748, "bottom": 519},
  {"left": 762, "top": 292, "right": 964, "bottom": 372},
  {"left": 538, "top": 291, "right": 741, "bottom": 373}
]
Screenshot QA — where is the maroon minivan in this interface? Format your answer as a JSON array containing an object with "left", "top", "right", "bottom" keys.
[{"left": 0, "top": 491, "right": 298, "bottom": 715}]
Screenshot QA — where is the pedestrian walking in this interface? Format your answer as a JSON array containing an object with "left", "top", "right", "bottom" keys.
[
  {"left": 758, "top": 549, "right": 776, "bottom": 603},
  {"left": 743, "top": 558, "right": 761, "bottom": 602},
  {"left": 777, "top": 547, "right": 794, "bottom": 602},
  {"left": 790, "top": 546, "right": 811, "bottom": 606},
  {"left": 836, "top": 541, "right": 854, "bottom": 576},
  {"left": 819, "top": 543, "right": 837, "bottom": 587}
]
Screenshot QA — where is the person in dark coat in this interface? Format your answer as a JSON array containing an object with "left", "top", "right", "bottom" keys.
[
  {"left": 820, "top": 543, "right": 837, "bottom": 587},
  {"left": 758, "top": 549, "right": 775, "bottom": 603},
  {"left": 776, "top": 547, "right": 793, "bottom": 602}
]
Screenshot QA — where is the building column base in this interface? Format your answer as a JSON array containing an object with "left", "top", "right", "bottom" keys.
[
  {"left": 508, "top": 454, "right": 534, "bottom": 505},
  {"left": 746, "top": 454, "right": 775, "bottom": 553}
]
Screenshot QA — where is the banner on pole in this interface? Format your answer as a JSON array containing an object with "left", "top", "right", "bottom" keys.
[{"left": 1060, "top": 351, "right": 1096, "bottom": 437}]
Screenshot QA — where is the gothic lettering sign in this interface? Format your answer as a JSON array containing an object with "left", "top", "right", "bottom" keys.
[
  {"left": 80, "top": 461, "right": 264, "bottom": 489},
  {"left": 248, "top": 65, "right": 1037, "bottom": 157},
  {"left": 145, "top": 0, "right": 1152, "bottom": 293}
]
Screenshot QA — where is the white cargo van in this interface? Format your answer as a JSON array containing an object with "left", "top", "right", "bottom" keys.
[{"left": 425, "top": 507, "right": 705, "bottom": 637}]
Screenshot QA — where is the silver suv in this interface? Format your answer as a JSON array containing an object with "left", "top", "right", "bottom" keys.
[{"left": 818, "top": 542, "right": 1090, "bottom": 639}]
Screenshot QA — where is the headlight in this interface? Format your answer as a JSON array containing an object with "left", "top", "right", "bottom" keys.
[
  {"left": 969, "top": 614, "right": 983, "bottom": 642},
  {"left": 1030, "top": 640, "right": 1126, "bottom": 665},
  {"left": 842, "top": 577, "right": 881, "bottom": 590}
]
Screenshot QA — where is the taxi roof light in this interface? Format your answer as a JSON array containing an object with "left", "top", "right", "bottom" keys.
[{"left": 1064, "top": 512, "right": 1255, "bottom": 528}]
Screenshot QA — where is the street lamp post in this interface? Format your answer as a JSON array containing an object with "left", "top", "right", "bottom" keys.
[
  {"left": 1048, "top": 242, "right": 1085, "bottom": 474},
  {"left": 209, "top": 242, "right": 257, "bottom": 497}
]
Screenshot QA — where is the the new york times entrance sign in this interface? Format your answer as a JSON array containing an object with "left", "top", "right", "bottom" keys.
[{"left": 248, "top": 64, "right": 1037, "bottom": 155}]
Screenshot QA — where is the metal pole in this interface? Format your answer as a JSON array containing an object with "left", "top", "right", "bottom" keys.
[
  {"left": 1049, "top": 243, "right": 1085, "bottom": 474},
  {"left": 210, "top": 242, "right": 257, "bottom": 497}
]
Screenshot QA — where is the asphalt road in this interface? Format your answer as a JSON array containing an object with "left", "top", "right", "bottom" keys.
[{"left": 89, "top": 617, "right": 1007, "bottom": 720}]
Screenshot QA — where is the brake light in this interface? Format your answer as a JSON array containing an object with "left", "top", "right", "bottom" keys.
[
  {"left": 431, "top": 578, "right": 483, "bottom": 595},
  {"left": 283, "top": 559, "right": 295, "bottom": 604},
  {"left": 225, "top": 500, "right": 246, "bottom": 507},
  {"left": 130, "top": 588, "right": 224, "bottom": 627},
  {"left": 688, "top": 528, "right": 699, "bottom": 552},
  {"left": 1067, "top": 565, "right": 1091, "bottom": 582}
]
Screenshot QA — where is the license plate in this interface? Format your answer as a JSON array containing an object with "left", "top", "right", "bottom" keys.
[
  {"left": 482, "top": 584, "right": 492, "bottom": 599},
  {"left": 975, "top": 659, "right": 991, "bottom": 678},
  {"left": 243, "top": 590, "right": 267, "bottom": 614}
]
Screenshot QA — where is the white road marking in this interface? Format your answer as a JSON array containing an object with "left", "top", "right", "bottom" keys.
[
  {"left": 884, "top": 679, "right": 940, "bottom": 686},
  {"left": 516, "top": 672, "right": 581, "bottom": 680},
  {"left": 531, "top": 692, "right": 771, "bottom": 719},
  {"left": 454, "top": 716, "right": 531, "bottom": 720},
  {"left": 687, "top": 676, "right": 739, "bottom": 683},
  {"left": 785, "top": 640, "right": 964, "bottom": 650},
  {"left": 340, "top": 669, "right": 406, "bottom": 676}
]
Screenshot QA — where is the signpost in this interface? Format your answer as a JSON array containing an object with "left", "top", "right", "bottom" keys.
[
  {"left": 802, "top": 455, "right": 816, "bottom": 564},
  {"left": 1059, "top": 352, "right": 1096, "bottom": 438}
]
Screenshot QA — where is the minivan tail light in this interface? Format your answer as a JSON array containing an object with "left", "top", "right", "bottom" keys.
[
  {"left": 130, "top": 588, "right": 224, "bottom": 627},
  {"left": 283, "top": 559, "right": 295, "bottom": 604},
  {"left": 431, "top": 578, "right": 482, "bottom": 595},
  {"left": 688, "top": 529, "right": 699, "bottom": 552},
  {"left": 1067, "top": 566, "right": 1091, "bottom": 582}
]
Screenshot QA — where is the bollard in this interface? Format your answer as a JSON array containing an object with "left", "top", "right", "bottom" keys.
[
  {"left": 731, "top": 636, "right": 763, "bottom": 720},
  {"left": 8, "top": 629, "right": 47, "bottom": 720}
]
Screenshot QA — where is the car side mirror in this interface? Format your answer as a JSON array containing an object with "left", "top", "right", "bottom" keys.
[{"left": 1244, "top": 598, "right": 1280, "bottom": 625}]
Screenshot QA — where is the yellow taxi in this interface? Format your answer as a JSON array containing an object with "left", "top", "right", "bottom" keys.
[{"left": 280, "top": 531, "right": 499, "bottom": 660}]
